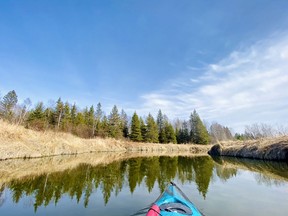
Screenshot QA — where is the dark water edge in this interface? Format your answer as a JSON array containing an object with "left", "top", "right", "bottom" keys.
[{"left": 0, "top": 155, "right": 288, "bottom": 216}]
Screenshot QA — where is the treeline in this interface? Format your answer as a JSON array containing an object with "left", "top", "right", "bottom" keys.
[
  {"left": 9, "top": 89, "right": 288, "bottom": 143},
  {"left": 0, "top": 90, "right": 215, "bottom": 144}
]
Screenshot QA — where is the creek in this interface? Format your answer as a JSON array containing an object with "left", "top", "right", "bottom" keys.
[{"left": 0, "top": 154, "right": 287, "bottom": 216}]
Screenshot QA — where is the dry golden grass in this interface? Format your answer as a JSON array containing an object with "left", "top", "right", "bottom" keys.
[
  {"left": 209, "top": 136, "right": 288, "bottom": 161},
  {"left": 0, "top": 120, "right": 211, "bottom": 160}
]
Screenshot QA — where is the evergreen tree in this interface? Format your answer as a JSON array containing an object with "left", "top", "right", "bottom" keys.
[
  {"left": 75, "top": 112, "right": 85, "bottom": 126},
  {"left": 120, "top": 109, "right": 129, "bottom": 138},
  {"left": 62, "top": 102, "right": 72, "bottom": 131},
  {"left": 83, "top": 107, "right": 89, "bottom": 125},
  {"left": 145, "top": 113, "right": 159, "bottom": 143},
  {"left": 157, "top": 110, "right": 166, "bottom": 143},
  {"left": 0, "top": 90, "right": 18, "bottom": 122},
  {"left": 88, "top": 105, "right": 95, "bottom": 137},
  {"left": 130, "top": 112, "right": 142, "bottom": 142},
  {"left": 189, "top": 110, "right": 210, "bottom": 144},
  {"left": 108, "top": 105, "right": 122, "bottom": 138},
  {"left": 100, "top": 115, "right": 110, "bottom": 138},
  {"left": 54, "top": 98, "right": 64, "bottom": 129},
  {"left": 140, "top": 117, "right": 147, "bottom": 142},
  {"left": 71, "top": 103, "right": 77, "bottom": 127},
  {"left": 28, "top": 102, "right": 45, "bottom": 121},
  {"left": 27, "top": 102, "right": 46, "bottom": 130},
  {"left": 44, "top": 107, "right": 54, "bottom": 129},
  {"left": 164, "top": 122, "right": 177, "bottom": 143},
  {"left": 95, "top": 102, "right": 103, "bottom": 136}
]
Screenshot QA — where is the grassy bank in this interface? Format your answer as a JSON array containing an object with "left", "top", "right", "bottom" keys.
[
  {"left": 208, "top": 136, "right": 288, "bottom": 161},
  {"left": 0, "top": 120, "right": 211, "bottom": 160}
]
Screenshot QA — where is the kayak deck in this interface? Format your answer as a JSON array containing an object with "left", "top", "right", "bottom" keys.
[{"left": 146, "top": 182, "right": 202, "bottom": 216}]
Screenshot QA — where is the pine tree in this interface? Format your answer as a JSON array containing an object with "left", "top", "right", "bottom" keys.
[
  {"left": 75, "top": 112, "right": 85, "bottom": 126},
  {"left": 88, "top": 105, "right": 95, "bottom": 137},
  {"left": 108, "top": 105, "right": 122, "bottom": 138},
  {"left": 176, "top": 120, "right": 190, "bottom": 144},
  {"left": 62, "top": 102, "right": 72, "bottom": 131},
  {"left": 146, "top": 113, "right": 159, "bottom": 143},
  {"left": 140, "top": 117, "right": 147, "bottom": 142},
  {"left": 27, "top": 102, "right": 45, "bottom": 130},
  {"left": 95, "top": 102, "right": 103, "bottom": 136},
  {"left": 71, "top": 103, "right": 77, "bottom": 127},
  {"left": 44, "top": 107, "right": 54, "bottom": 129},
  {"left": 100, "top": 115, "right": 110, "bottom": 137},
  {"left": 54, "top": 98, "right": 64, "bottom": 129},
  {"left": 165, "top": 122, "right": 177, "bottom": 143},
  {"left": 157, "top": 110, "right": 166, "bottom": 143},
  {"left": 130, "top": 112, "right": 142, "bottom": 142},
  {"left": 120, "top": 109, "right": 129, "bottom": 138},
  {"left": 189, "top": 110, "right": 210, "bottom": 144}
]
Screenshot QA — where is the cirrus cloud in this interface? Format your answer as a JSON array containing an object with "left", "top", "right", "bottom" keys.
[{"left": 137, "top": 33, "right": 288, "bottom": 132}]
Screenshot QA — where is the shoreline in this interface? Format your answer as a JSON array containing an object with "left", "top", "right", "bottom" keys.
[
  {"left": 208, "top": 136, "right": 288, "bottom": 161},
  {"left": 1, "top": 120, "right": 288, "bottom": 162},
  {"left": 0, "top": 120, "right": 211, "bottom": 160}
]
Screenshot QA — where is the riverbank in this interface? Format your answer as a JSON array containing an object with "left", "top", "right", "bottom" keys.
[
  {"left": 0, "top": 120, "right": 211, "bottom": 160},
  {"left": 208, "top": 136, "right": 288, "bottom": 161}
]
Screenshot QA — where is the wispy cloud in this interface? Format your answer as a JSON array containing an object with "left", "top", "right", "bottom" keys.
[{"left": 136, "top": 33, "right": 288, "bottom": 131}]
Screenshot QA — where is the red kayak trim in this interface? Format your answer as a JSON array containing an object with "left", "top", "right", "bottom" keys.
[{"left": 146, "top": 204, "right": 160, "bottom": 216}]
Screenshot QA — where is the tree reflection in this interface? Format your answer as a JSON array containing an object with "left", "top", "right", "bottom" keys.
[
  {"left": 5, "top": 156, "right": 214, "bottom": 211},
  {"left": 191, "top": 157, "right": 214, "bottom": 199}
]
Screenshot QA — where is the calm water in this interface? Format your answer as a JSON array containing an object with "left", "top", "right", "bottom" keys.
[{"left": 0, "top": 155, "right": 288, "bottom": 216}]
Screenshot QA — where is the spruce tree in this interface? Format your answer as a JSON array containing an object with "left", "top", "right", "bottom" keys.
[
  {"left": 27, "top": 102, "right": 46, "bottom": 130},
  {"left": 95, "top": 102, "right": 103, "bottom": 136},
  {"left": 54, "top": 98, "right": 64, "bottom": 129},
  {"left": 100, "top": 115, "right": 110, "bottom": 137},
  {"left": 108, "top": 105, "right": 122, "bottom": 138},
  {"left": 157, "top": 110, "right": 166, "bottom": 143},
  {"left": 190, "top": 110, "right": 210, "bottom": 144},
  {"left": 71, "top": 103, "right": 77, "bottom": 127},
  {"left": 164, "top": 122, "right": 177, "bottom": 143},
  {"left": 176, "top": 120, "right": 190, "bottom": 144},
  {"left": 87, "top": 105, "right": 95, "bottom": 137},
  {"left": 146, "top": 113, "right": 159, "bottom": 143},
  {"left": 62, "top": 102, "right": 72, "bottom": 131},
  {"left": 120, "top": 109, "right": 129, "bottom": 138},
  {"left": 140, "top": 117, "right": 147, "bottom": 142},
  {"left": 130, "top": 112, "right": 142, "bottom": 142}
]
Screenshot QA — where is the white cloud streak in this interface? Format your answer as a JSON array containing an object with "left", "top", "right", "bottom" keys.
[{"left": 137, "top": 33, "right": 288, "bottom": 132}]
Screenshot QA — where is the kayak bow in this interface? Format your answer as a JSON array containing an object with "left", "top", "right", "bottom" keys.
[{"left": 146, "top": 182, "right": 202, "bottom": 216}]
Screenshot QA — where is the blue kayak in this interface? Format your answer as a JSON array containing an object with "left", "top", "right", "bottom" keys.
[{"left": 146, "top": 182, "right": 203, "bottom": 216}]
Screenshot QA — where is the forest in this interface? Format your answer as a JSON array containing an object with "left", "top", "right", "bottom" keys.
[{"left": 1, "top": 89, "right": 281, "bottom": 144}]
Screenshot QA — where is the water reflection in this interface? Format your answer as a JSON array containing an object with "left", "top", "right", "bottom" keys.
[
  {"left": 2, "top": 156, "right": 214, "bottom": 211},
  {"left": 1, "top": 155, "right": 288, "bottom": 213},
  {"left": 212, "top": 156, "right": 288, "bottom": 185}
]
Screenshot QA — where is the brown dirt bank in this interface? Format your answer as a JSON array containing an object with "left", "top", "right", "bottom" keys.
[
  {"left": 0, "top": 120, "right": 211, "bottom": 160},
  {"left": 208, "top": 136, "right": 288, "bottom": 161}
]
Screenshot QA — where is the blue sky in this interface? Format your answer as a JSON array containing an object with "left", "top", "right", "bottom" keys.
[{"left": 1, "top": 0, "right": 288, "bottom": 132}]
